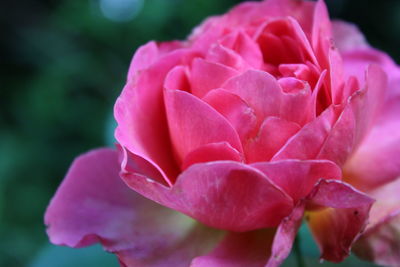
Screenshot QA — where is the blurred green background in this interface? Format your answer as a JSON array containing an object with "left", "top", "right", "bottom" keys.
[{"left": 1, "top": 0, "right": 399, "bottom": 266}]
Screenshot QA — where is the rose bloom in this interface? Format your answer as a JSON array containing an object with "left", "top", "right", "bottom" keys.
[{"left": 45, "top": 0, "right": 400, "bottom": 266}]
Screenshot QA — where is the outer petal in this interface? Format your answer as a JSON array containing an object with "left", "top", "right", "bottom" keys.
[
  {"left": 128, "top": 41, "right": 184, "bottom": 81},
  {"left": 252, "top": 160, "right": 342, "bottom": 203},
  {"left": 266, "top": 203, "right": 305, "bottom": 267},
  {"left": 191, "top": 229, "right": 275, "bottom": 267},
  {"left": 115, "top": 49, "right": 199, "bottom": 184},
  {"left": 225, "top": 0, "right": 315, "bottom": 33},
  {"left": 344, "top": 106, "right": 400, "bottom": 190},
  {"left": 311, "top": 0, "right": 332, "bottom": 65},
  {"left": 45, "top": 148, "right": 223, "bottom": 266},
  {"left": 343, "top": 65, "right": 399, "bottom": 190},
  {"left": 127, "top": 41, "right": 159, "bottom": 80},
  {"left": 353, "top": 178, "right": 400, "bottom": 267},
  {"left": 121, "top": 160, "right": 293, "bottom": 232},
  {"left": 305, "top": 179, "right": 374, "bottom": 262},
  {"left": 164, "top": 89, "right": 243, "bottom": 163},
  {"left": 332, "top": 21, "right": 368, "bottom": 52},
  {"left": 316, "top": 65, "right": 389, "bottom": 167},
  {"left": 353, "top": 214, "right": 400, "bottom": 267}
]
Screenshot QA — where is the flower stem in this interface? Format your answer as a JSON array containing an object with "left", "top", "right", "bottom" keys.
[{"left": 294, "top": 234, "right": 306, "bottom": 267}]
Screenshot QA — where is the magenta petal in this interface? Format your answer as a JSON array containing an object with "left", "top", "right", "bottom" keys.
[
  {"left": 318, "top": 64, "right": 386, "bottom": 168},
  {"left": 362, "top": 64, "right": 388, "bottom": 131},
  {"left": 332, "top": 21, "right": 368, "bottom": 52},
  {"left": 164, "top": 65, "right": 190, "bottom": 92},
  {"left": 118, "top": 224, "right": 225, "bottom": 267},
  {"left": 203, "top": 88, "right": 257, "bottom": 141},
  {"left": 272, "top": 106, "right": 339, "bottom": 161},
  {"left": 306, "top": 179, "right": 374, "bottom": 262},
  {"left": 222, "top": 70, "right": 284, "bottom": 124},
  {"left": 220, "top": 31, "right": 263, "bottom": 69},
  {"left": 190, "top": 58, "right": 239, "bottom": 98},
  {"left": 164, "top": 89, "right": 243, "bottom": 163},
  {"left": 206, "top": 44, "right": 248, "bottom": 71},
  {"left": 127, "top": 41, "right": 159, "bottom": 80},
  {"left": 122, "top": 161, "right": 293, "bottom": 232},
  {"left": 324, "top": 65, "right": 386, "bottom": 166},
  {"left": 311, "top": 0, "right": 332, "bottom": 61},
  {"left": 252, "top": 160, "right": 342, "bottom": 203},
  {"left": 354, "top": 214, "right": 400, "bottom": 267},
  {"left": 341, "top": 48, "right": 400, "bottom": 103},
  {"left": 286, "top": 17, "right": 318, "bottom": 65},
  {"left": 191, "top": 229, "right": 275, "bottom": 267},
  {"left": 266, "top": 203, "right": 305, "bottom": 267},
  {"left": 245, "top": 117, "right": 300, "bottom": 163},
  {"left": 181, "top": 142, "right": 243, "bottom": 170},
  {"left": 344, "top": 114, "right": 400, "bottom": 190},
  {"left": 46, "top": 148, "right": 139, "bottom": 249},
  {"left": 45, "top": 148, "right": 223, "bottom": 266},
  {"left": 353, "top": 178, "right": 400, "bottom": 266},
  {"left": 119, "top": 145, "right": 170, "bottom": 186},
  {"left": 317, "top": 103, "right": 356, "bottom": 166},
  {"left": 115, "top": 49, "right": 199, "bottom": 183},
  {"left": 279, "top": 79, "right": 313, "bottom": 125}
]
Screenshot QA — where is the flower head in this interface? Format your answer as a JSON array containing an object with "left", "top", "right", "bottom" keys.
[{"left": 45, "top": 0, "right": 400, "bottom": 266}]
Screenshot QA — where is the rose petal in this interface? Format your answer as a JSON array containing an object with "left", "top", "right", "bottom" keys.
[
  {"left": 121, "top": 161, "right": 293, "bottom": 232},
  {"left": 164, "top": 89, "right": 243, "bottom": 163},
  {"left": 181, "top": 142, "right": 243, "bottom": 170},
  {"left": 220, "top": 31, "right": 263, "bottom": 68},
  {"left": 119, "top": 145, "right": 166, "bottom": 186},
  {"left": 206, "top": 44, "right": 248, "bottom": 71},
  {"left": 222, "top": 70, "right": 285, "bottom": 126},
  {"left": 332, "top": 20, "right": 369, "bottom": 52},
  {"left": 353, "top": 214, "right": 400, "bottom": 267},
  {"left": 365, "top": 178, "right": 400, "bottom": 230},
  {"left": 311, "top": 0, "right": 332, "bottom": 62},
  {"left": 266, "top": 203, "right": 305, "bottom": 267},
  {"left": 252, "top": 160, "right": 342, "bottom": 203},
  {"left": 316, "top": 103, "right": 356, "bottom": 166},
  {"left": 127, "top": 41, "right": 184, "bottom": 81},
  {"left": 343, "top": 84, "right": 399, "bottom": 190},
  {"left": 353, "top": 178, "right": 400, "bottom": 267},
  {"left": 279, "top": 78, "right": 313, "bottom": 125},
  {"left": 272, "top": 106, "right": 340, "bottom": 161},
  {"left": 305, "top": 179, "right": 374, "bottom": 262},
  {"left": 115, "top": 49, "right": 198, "bottom": 184},
  {"left": 245, "top": 117, "right": 300, "bottom": 163},
  {"left": 191, "top": 229, "right": 275, "bottom": 267},
  {"left": 190, "top": 58, "right": 238, "bottom": 98},
  {"left": 227, "top": 0, "right": 315, "bottom": 34},
  {"left": 127, "top": 41, "right": 159, "bottom": 80},
  {"left": 45, "top": 148, "right": 223, "bottom": 266},
  {"left": 164, "top": 65, "right": 190, "bottom": 92},
  {"left": 118, "top": 224, "right": 225, "bottom": 267},
  {"left": 318, "top": 65, "right": 387, "bottom": 168},
  {"left": 203, "top": 88, "right": 257, "bottom": 141}
]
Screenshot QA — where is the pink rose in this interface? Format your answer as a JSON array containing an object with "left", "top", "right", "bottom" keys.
[{"left": 45, "top": 0, "right": 400, "bottom": 266}]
